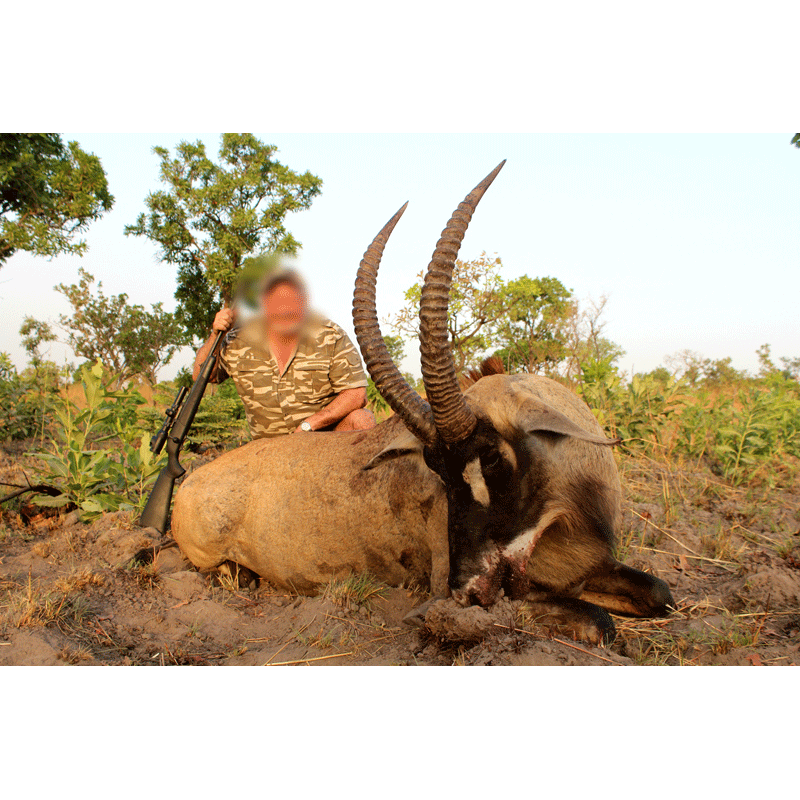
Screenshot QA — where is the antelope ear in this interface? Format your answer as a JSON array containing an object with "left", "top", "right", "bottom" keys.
[
  {"left": 363, "top": 428, "right": 426, "bottom": 470},
  {"left": 516, "top": 400, "right": 620, "bottom": 446}
]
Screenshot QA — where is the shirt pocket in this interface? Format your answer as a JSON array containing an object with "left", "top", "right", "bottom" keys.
[
  {"left": 293, "top": 360, "right": 332, "bottom": 402},
  {"left": 235, "top": 358, "right": 274, "bottom": 396}
]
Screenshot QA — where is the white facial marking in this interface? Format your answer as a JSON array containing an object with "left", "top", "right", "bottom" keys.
[
  {"left": 502, "top": 526, "right": 544, "bottom": 560},
  {"left": 462, "top": 458, "right": 491, "bottom": 507},
  {"left": 502, "top": 507, "right": 565, "bottom": 560}
]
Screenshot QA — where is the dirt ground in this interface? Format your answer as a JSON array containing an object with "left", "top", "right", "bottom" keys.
[{"left": 1, "top": 441, "right": 799, "bottom": 666}]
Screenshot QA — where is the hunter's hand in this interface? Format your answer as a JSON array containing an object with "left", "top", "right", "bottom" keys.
[{"left": 213, "top": 309, "right": 236, "bottom": 333}]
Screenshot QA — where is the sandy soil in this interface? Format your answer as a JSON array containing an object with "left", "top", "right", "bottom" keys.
[{"left": 1, "top": 442, "right": 799, "bottom": 666}]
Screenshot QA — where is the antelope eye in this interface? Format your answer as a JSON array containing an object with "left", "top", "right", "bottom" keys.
[{"left": 481, "top": 451, "right": 503, "bottom": 472}]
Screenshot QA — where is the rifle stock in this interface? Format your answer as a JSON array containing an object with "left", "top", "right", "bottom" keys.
[{"left": 139, "top": 329, "right": 225, "bottom": 533}]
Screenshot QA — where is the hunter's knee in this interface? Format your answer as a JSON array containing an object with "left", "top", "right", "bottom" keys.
[{"left": 348, "top": 408, "right": 375, "bottom": 431}]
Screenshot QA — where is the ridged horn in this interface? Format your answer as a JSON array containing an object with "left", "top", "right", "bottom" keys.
[
  {"left": 353, "top": 203, "right": 437, "bottom": 445},
  {"left": 419, "top": 161, "right": 506, "bottom": 444}
]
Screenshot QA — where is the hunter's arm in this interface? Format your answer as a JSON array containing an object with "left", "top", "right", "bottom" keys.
[
  {"left": 300, "top": 387, "right": 368, "bottom": 431},
  {"left": 192, "top": 333, "right": 227, "bottom": 383},
  {"left": 193, "top": 308, "right": 235, "bottom": 382}
]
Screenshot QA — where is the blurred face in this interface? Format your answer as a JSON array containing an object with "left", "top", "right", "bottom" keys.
[{"left": 262, "top": 281, "right": 307, "bottom": 337}]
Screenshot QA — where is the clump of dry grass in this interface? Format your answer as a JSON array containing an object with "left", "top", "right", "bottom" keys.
[
  {"left": 699, "top": 523, "right": 747, "bottom": 562},
  {"left": 0, "top": 574, "right": 91, "bottom": 629},
  {"left": 213, "top": 561, "right": 258, "bottom": 594},
  {"left": 125, "top": 560, "right": 159, "bottom": 590},
  {"left": 54, "top": 567, "right": 105, "bottom": 593},
  {"left": 322, "top": 572, "right": 387, "bottom": 610},
  {"left": 614, "top": 600, "right": 769, "bottom": 665},
  {"left": 58, "top": 644, "right": 94, "bottom": 664},
  {"left": 31, "top": 541, "right": 50, "bottom": 558},
  {"left": 295, "top": 626, "right": 357, "bottom": 651}
]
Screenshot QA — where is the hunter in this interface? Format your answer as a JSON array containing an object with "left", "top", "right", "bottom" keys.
[{"left": 193, "top": 268, "right": 375, "bottom": 438}]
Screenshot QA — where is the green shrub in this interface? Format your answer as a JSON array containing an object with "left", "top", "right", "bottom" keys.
[
  {"left": 185, "top": 379, "right": 249, "bottom": 449},
  {"left": 0, "top": 353, "right": 58, "bottom": 442},
  {"left": 28, "top": 362, "right": 165, "bottom": 519},
  {"left": 579, "top": 367, "right": 800, "bottom": 487},
  {"left": 705, "top": 383, "right": 800, "bottom": 485},
  {"left": 580, "top": 368, "right": 689, "bottom": 455}
]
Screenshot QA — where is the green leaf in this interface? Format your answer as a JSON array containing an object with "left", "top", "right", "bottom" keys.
[{"left": 35, "top": 494, "right": 70, "bottom": 508}]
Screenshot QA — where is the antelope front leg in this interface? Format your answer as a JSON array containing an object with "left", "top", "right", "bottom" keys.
[{"left": 579, "top": 562, "right": 675, "bottom": 618}]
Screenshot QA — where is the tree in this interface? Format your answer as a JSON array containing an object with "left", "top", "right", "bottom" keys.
[
  {"left": 19, "top": 317, "right": 57, "bottom": 367},
  {"left": 390, "top": 253, "right": 622, "bottom": 380},
  {"left": 366, "top": 334, "right": 420, "bottom": 412},
  {"left": 780, "top": 356, "right": 800, "bottom": 381},
  {"left": 700, "top": 356, "right": 746, "bottom": 385},
  {"left": 559, "top": 294, "right": 625, "bottom": 382},
  {"left": 390, "top": 253, "right": 507, "bottom": 373},
  {"left": 636, "top": 366, "right": 672, "bottom": 384},
  {"left": 49, "top": 268, "right": 189, "bottom": 384},
  {"left": 125, "top": 133, "right": 322, "bottom": 341},
  {"left": 381, "top": 333, "right": 406, "bottom": 366},
  {"left": 492, "top": 275, "right": 573, "bottom": 373},
  {"left": 791, "top": 134, "right": 800, "bottom": 148},
  {"left": 757, "top": 343, "right": 800, "bottom": 382},
  {"left": 0, "top": 134, "right": 113, "bottom": 266},
  {"left": 664, "top": 349, "right": 746, "bottom": 386},
  {"left": 18, "top": 316, "right": 68, "bottom": 390}
]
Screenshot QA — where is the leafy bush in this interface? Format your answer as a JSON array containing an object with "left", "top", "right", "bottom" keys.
[
  {"left": 367, "top": 373, "right": 421, "bottom": 419},
  {"left": 579, "top": 367, "right": 800, "bottom": 487},
  {"left": 28, "top": 362, "right": 165, "bottom": 519},
  {"left": 0, "top": 352, "right": 59, "bottom": 442},
  {"left": 705, "top": 383, "right": 800, "bottom": 485},
  {"left": 184, "top": 379, "right": 250, "bottom": 449},
  {"left": 581, "top": 370, "right": 689, "bottom": 455},
  {"left": 367, "top": 378, "right": 389, "bottom": 415}
]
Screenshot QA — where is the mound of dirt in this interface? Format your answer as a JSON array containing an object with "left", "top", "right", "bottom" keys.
[{"left": 424, "top": 597, "right": 516, "bottom": 642}]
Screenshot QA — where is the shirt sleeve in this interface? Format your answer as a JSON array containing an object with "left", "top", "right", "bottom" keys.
[
  {"left": 328, "top": 328, "right": 369, "bottom": 392},
  {"left": 215, "top": 333, "right": 236, "bottom": 383}
]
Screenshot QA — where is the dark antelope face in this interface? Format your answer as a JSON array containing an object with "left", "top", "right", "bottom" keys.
[
  {"left": 352, "top": 162, "right": 618, "bottom": 608},
  {"left": 364, "top": 375, "right": 617, "bottom": 607},
  {"left": 423, "top": 417, "right": 542, "bottom": 607}
]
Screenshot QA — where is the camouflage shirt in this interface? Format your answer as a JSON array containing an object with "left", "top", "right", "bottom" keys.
[{"left": 218, "top": 314, "right": 369, "bottom": 439}]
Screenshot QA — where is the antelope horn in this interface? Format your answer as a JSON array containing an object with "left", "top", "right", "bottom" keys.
[
  {"left": 419, "top": 161, "right": 506, "bottom": 444},
  {"left": 353, "top": 204, "right": 437, "bottom": 445}
]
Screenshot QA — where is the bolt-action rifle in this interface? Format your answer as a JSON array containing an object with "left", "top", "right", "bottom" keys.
[{"left": 139, "top": 329, "right": 226, "bottom": 533}]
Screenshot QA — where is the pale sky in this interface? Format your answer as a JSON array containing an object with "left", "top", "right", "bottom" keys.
[{"left": 1, "top": 133, "right": 797, "bottom": 382}]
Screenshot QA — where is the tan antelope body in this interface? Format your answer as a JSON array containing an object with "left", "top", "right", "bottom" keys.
[
  {"left": 170, "top": 162, "right": 674, "bottom": 644},
  {"left": 172, "top": 414, "right": 449, "bottom": 594}
]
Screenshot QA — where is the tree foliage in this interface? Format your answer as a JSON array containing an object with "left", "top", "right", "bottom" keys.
[
  {"left": 19, "top": 316, "right": 57, "bottom": 367},
  {"left": 390, "top": 253, "right": 507, "bottom": 373},
  {"left": 757, "top": 342, "right": 800, "bottom": 382},
  {"left": 365, "top": 335, "right": 419, "bottom": 414},
  {"left": 0, "top": 352, "right": 59, "bottom": 441},
  {"left": 389, "top": 252, "right": 623, "bottom": 380},
  {"left": 561, "top": 295, "right": 626, "bottom": 380},
  {"left": 125, "top": 133, "right": 322, "bottom": 341},
  {"left": 0, "top": 133, "right": 113, "bottom": 266},
  {"left": 48, "top": 268, "right": 188, "bottom": 384},
  {"left": 665, "top": 349, "right": 747, "bottom": 386},
  {"left": 492, "top": 275, "right": 573, "bottom": 373}
]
